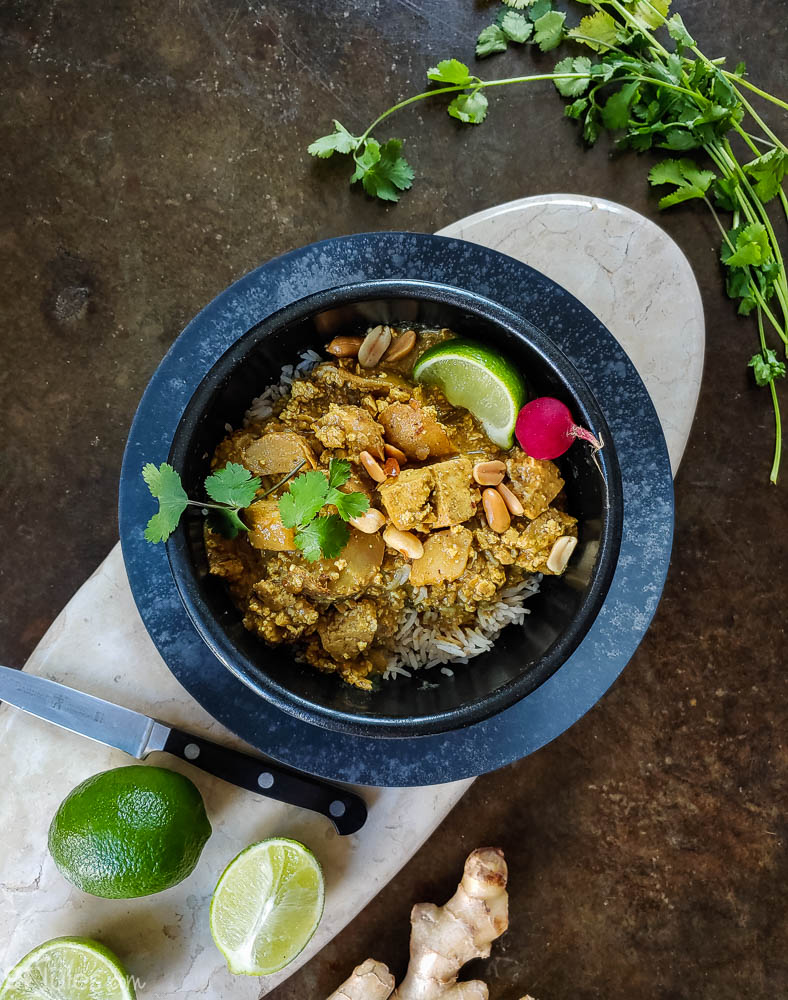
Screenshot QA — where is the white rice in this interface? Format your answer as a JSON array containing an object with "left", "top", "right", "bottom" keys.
[
  {"left": 234, "top": 349, "right": 543, "bottom": 682},
  {"left": 382, "top": 575, "right": 542, "bottom": 680},
  {"left": 243, "top": 349, "right": 323, "bottom": 424}
]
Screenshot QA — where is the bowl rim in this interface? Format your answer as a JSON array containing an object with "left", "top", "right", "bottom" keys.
[{"left": 166, "top": 277, "right": 623, "bottom": 738}]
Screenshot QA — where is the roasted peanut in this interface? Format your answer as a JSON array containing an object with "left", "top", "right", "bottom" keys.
[
  {"left": 384, "top": 442, "right": 407, "bottom": 464},
  {"left": 382, "top": 457, "right": 400, "bottom": 478},
  {"left": 383, "top": 525, "right": 424, "bottom": 560},
  {"left": 350, "top": 509, "right": 387, "bottom": 534},
  {"left": 546, "top": 535, "right": 578, "bottom": 574},
  {"left": 496, "top": 482, "right": 524, "bottom": 517},
  {"left": 357, "top": 325, "right": 392, "bottom": 368},
  {"left": 482, "top": 488, "right": 511, "bottom": 534},
  {"left": 326, "top": 335, "right": 363, "bottom": 358},
  {"left": 382, "top": 328, "right": 416, "bottom": 363},
  {"left": 472, "top": 460, "right": 506, "bottom": 486},
  {"left": 359, "top": 449, "right": 387, "bottom": 483}
]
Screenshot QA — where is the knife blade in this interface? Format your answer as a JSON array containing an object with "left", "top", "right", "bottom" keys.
[{"left": 0, "top": 665, "right": 366, "bottom": 835}]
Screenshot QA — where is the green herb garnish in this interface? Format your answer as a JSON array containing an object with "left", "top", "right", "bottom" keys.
[
  {"left": 307, "top": 0, "right": 788, "bottom": 482},
  {"left": 278, "top": 458, "right": 370, "bottom": 562},
  {"left": 142, "top": 461, "right": 262, "bottom": 542}
]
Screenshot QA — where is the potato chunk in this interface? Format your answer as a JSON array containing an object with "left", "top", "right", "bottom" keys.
[
  {"left": 410, "top": 526, "right": 473, "bottom": 587},
  {"left": 431, "top": 456, "right": 475, "bottom": 528},
  {"left": 244, "top": 431, "right": 316, "bottom": 476},
  {"left": 379, "top": 401, "right": 455, "bottom": 461},
  {"left": 378, "top": 457, "right": 475, "bottom": 531},
  {"left": 377, "top": 467, "right": 434, "bottom": 531},
  {"left": 243, "top": 500, "right": 296, "bottom": 551},
  {"left": 299, "top": 528, "right": 385, "bottom": 599}
]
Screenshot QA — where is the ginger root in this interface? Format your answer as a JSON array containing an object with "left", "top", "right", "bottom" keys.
[
  {"left": 328, "top": 959, "right": 396, "bottom": 1000},
  {"left": 325, "top": 848, "right": 509, "bottom": 1000}
]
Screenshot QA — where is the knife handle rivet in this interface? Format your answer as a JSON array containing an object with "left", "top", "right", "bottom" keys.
[
  {"left": 258, "top": 772, "right": 274, "bottom": 789},
  {"left": 329, "top": 800, "right": 346, "bottom": 818},
  {"left": 184, "top": 743, "right": 201, "bottom": 760}
]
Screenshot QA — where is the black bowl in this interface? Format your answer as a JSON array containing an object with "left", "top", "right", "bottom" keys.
[{"left": 167, "top": 279, "right": 623, "bottom": 738}]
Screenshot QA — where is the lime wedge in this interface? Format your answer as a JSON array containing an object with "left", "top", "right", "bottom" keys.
[
  {"left": 0, "top": 937, "right": 135, "bottom": 1000},
  {"left": 210, "top": 838, "right": 325, "bottom": 976},
  {"left": 413, "top": 339, "right": 526, "bottom": 448}
]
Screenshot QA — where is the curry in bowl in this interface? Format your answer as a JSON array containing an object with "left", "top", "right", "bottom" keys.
[{"left": 203, "top": 325, "right": 578, "bottom": 690}]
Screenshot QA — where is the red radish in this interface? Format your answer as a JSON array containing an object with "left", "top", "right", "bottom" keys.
[{"left": 515, "top": 397, "right": 603, "bottom": 460}]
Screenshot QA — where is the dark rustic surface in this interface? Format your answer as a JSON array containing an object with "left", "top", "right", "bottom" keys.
[{"left": 1, "top": 1, "right": 786, "bottom": 998}]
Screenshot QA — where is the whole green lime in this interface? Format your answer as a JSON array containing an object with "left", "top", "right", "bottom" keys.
[{"left": 48, "top": 765, "right": 212, "bottom": 899}]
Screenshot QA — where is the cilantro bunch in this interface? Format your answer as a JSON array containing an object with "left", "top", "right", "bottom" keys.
[
  {"left": 308, "top": 0, "right": 787, "bottom": 482},
  {"left": 277, "top": 459, "right": 369, "bottom": 561}
]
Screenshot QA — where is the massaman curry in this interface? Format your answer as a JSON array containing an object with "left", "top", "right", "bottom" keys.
[{"left": 205, "top": 325, "right": 578, "bottom": 689}]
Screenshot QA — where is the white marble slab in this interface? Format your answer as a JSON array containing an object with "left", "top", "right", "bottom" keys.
[{"left": 0, "top": 195, "right": 703, "bottom": 998}]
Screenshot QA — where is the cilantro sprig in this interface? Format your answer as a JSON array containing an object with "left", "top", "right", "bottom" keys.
[
  {"left": 278, "top": 458, "right": 370, "bottom": 562},
  {"left": 307, "top": 0, "right": 788, "bottom": 483},
  {"left": 142, "top": 461, "right": 262, "bottom": 542}
]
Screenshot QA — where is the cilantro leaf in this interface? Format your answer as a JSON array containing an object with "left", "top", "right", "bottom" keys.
[
  {"left": 749, "top": 349, "right": 787, "bottom": 387},
  {"left": 553, "top": 56, "right": 592, "bottom": 97},
  {"left": 207, "top": 507, "right": 248, "bottom": 539},
  {"left": 448, "top": 91, "right": 489, "bottom": 124},
  {"left": 476, "top": 24, "right": 509, "bottom": 58},
  {"left": 308, "top": 121, "right": 357, "bottom": 159},
  {"left": 601, "top": 80, "right": 640, "bottom": 129},
  {"left": 568, "top": 10, "right": 618, "bottom": 52},
  {"left": 713, "top": 176, "right": 740, "bottom": 211},
  {"left": 626, "top": 0, "right": 671, "bottom": 30},
  {"left": 721, "top": 223, "right": 772, "bottom": 268},
  {"left": 142, "top": 462, "right": 189, "bottom": 543},
  {"left": 294, "top": 515, "right": 350, "bottom": 563},
  {"left": 666, "top": 12, "right": 694, "bottom": 48},
  {"left": 743, "top": 149, "right": 786, "bottom": 203},
  {"left": 327, "top": 458, "right": 351, "bottom": 491},
  {"left": 204, "top": 462, "right": 261, "bottom": 508},
  {"left": 351, "top": 138, "right": 414, "bottom": 202},
  {"left": 501, "top": 0, "right": 536, "bottom": 8},
  {"left": 500, "top": 11, "right": 533, "bottom": 43},
  {"left": 532, "top": 10, "right": 566, "bottom": 51},
  {"left": 647, "top": 158, "right": 715, "bottom": 208},
  {"left": 328, "top": 489, "right": 370, "bottom": 521},
  {"left": 527, "top": 0, "right": 553, "bottom": 20},
  {"left": 427, "top": 59, "right": 473, "bottom": 86},
  {"left": 278, "top": 468, "right": 330, "bottom": 529}
]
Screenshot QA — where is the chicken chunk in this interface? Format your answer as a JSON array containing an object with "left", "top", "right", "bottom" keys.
[
  {"left": 243, "top": 500, "right": 296, "bottom": 551},
  {"left": 410, "top": 526, "right": 473, "bottom": 587},
  {"left": 314, "top": 404, "right": 385, "bottom": 461},
  {"left": 378, "top": 457, "right": 476, "bottom": 531},
  {"left": 317, "top": 600, "right": 379, "bottom": 661},
  {"left": 513, "top": 508, "right": 578, "bottom": 573},
  {"left": 377, "top": 467, "right": 434, "bottom": 531},
  {"left": 431, "top": 456, "right": 476, "bottom": 528},
  {"left": 378, "top": 401, "right": 455, "bottom": 461},
  {"left": 505, "top": 452, "right": 564, "bottom": 519},
  {"left": 244, "top": 431, "right": 316, "bottom": 476}
]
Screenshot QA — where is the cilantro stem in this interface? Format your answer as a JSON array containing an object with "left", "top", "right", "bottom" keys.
[
  {"left": 757, "top": 307, "right": 782, "bottom": 484},
  {"left": 253, "top": 459, "right": 307, "bottom": 502},
  {"left": 723, "top": 73, "right": 788, "bottom": 112},
  {"left": 358, "top": 74, "right": 594, "bottom": 144}
]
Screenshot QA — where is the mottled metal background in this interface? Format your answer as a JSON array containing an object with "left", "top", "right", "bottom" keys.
[{"left": 1, "top": 1, "right": 786, "bottom": 997}]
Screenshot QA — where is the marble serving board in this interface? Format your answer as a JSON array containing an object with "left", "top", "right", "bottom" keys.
[{"left": 0, "top": 194, "right": 703, "bottom": 998}]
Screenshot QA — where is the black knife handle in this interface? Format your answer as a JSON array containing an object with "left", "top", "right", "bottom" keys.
[{"left": 161, "top": 727, "right": 367, "bottom": 835}]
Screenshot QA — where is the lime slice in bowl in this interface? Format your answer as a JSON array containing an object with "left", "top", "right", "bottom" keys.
[
  {"left": 210, "top": 838, "right": 325, "bottom": 976},
  {"left": 413, "top": 339, "right": 526, "bottom": 448},
  {"left": 0, "top": 937, "right": 135, "bottom": 1000}
]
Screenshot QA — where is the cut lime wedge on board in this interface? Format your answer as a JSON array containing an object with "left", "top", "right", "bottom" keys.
[
  {"left": 413, "top": 339, "right": 526, "bottom": 448},
  {"left": 0, "top": 937, "right": 135, "bottom": 1000},
  {"left": 210, "top": 837, "right": 325, "bottom": 976}
]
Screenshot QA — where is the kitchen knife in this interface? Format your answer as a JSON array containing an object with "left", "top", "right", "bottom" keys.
[{"left": 0, "top": 665, "right": 366, "bottom": 835}]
